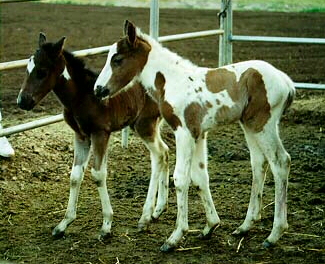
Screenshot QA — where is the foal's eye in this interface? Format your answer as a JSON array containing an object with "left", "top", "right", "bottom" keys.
[
  {"left": 36, "top": 69, "right": 47, "bottom": 79},
  {"left": 112, "top": 54, "right": 124, "bottom": 66}
]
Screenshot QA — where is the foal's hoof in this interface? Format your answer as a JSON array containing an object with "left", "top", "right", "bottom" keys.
[
  {"left": 137, "top": 223, "right": 148, "bottom": 232},
  {"left": 160, "top": 242, "right": 175, "bottom": 252},
  {"left": 152, "top": 207, "right": 167, "bottom": 219},
  {"left": 52, "top": 227, "right": 65, "bottom": 239},
  {"left": 232, "top": 228, "right": 248, "bottom": 236},
  {"left": 198, "top": 224, "right": 219, "bottom": 240},
  {"left": 198, "top": 231, "right": 213, "bottom": 240},
  {"left": 262, "top": 240, "right": 274, "bottom": 248},
  {"left": 98, "top": 230, "right": 112, "bottom": 241}
]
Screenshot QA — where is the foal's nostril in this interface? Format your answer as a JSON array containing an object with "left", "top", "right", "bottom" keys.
[
  {"left": 95, "top": 85, "right": 110, "bottom": 99},
  {"left": 96, "top": 85, "right": 103, "bottom": 93},
  {"left": 17, "top": 93, "right": 35, "bottom": 111}
]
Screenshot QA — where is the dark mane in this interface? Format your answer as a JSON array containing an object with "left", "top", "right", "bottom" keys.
[{"left": 62, "top": 50, "right": 98, "bottom": 84}]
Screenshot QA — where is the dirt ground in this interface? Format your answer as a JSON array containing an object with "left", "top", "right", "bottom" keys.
[{"left": 0, "top": 2, "right": 325, "bottom": 264}]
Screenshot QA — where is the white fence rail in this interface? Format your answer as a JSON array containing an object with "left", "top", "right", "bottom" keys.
[
  {"left": 220, "top": 0, "right": 325, "bottom": 90},
  {"left": 231, "top": 35, "right": 325, "bottom": 45},
  {"left": 1, "top": 0, "right": 325, "bottom": 140},
  {"left": 0, "top": 114, "right": 63, "bottom": 137},
  {"left": 0, "top": 29, "right": 224, "bottom": 138}
]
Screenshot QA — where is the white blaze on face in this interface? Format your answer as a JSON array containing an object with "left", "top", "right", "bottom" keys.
[
  {"left": 27, "top": 56, "right": 35, "bottom": 74},
  {"left": 62, "top": 67, "right": 71, "bottom": 80},
  {"left": 94, "top": 43, "right": 117, "bottom": 91}
]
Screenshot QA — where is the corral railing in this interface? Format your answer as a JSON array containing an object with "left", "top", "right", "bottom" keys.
[
  {"left": 0, "top": 0, "right": 223, "bottom": 144},
  {"left": 1, "top": 0, "right": 325, "bottom": 143},
  {"left": 219, "top": 0, "right": 325, "bottom": 90}
]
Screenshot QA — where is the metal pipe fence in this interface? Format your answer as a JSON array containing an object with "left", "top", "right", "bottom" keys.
[
  {"left": 1, "top": 0, "right": 324, "bottom": 140},
  {"left": 219, "top": 0, "right": 325, "bottom": 90},
  {"left": 0, "top": 30, "right": 224, "bottom": 138}
]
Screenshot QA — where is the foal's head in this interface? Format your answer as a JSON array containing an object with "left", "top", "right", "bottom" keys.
[
  {"left": 94, "top": 20, "right": 151, "bottom": 98},
  {"left": 17, "top": 33, "right": 66, "bottom": 110}
]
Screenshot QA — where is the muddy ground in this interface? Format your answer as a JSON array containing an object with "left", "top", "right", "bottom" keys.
[{"left": 0, "top": 2, "right": 325, "bottom": 264}]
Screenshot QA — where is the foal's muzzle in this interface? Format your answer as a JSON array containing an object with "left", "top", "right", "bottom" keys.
[
  {"left": 17, "top": 93, "right": 35, "bottom": 111},
  {"left": 95, "top": 85, "right": 110, "bottom": 99}
]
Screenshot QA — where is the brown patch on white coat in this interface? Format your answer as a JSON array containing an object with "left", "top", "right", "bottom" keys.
[
  {"left": 94, "top": 20, "right": 296, "bottom": 252},
  {"left": 205, "top": 67, "right": 271, "bottom": 132}
]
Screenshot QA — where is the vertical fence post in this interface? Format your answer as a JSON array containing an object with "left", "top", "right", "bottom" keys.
[
  {"left": 218, "top": 0, "right": 232, "bottom": 66},
  {"left": 218, "top": 0, "right": 225, "bottom": 67},
  {"left": 225, "top": 0, "right": 232, "bottom": 64},
  {"left": 150, "top": 0, "right": 159, "bottom": 40},
  {"left": 218, "top": 0, "right": 226, "bottom": 67},
  {"left": 121, "top": 0, "right": 159, "bottom": 149},
  {"left": 121, "top": 127, "right": 130, "bottom": 148}
]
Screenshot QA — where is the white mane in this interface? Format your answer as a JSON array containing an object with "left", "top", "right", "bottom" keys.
[{"left": 135, "top": 27, "right": 198, "bottom": 71}]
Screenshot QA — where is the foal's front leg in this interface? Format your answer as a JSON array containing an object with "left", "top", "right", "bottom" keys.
[
  {"left": 137, "top": 122, "right": 169, "bottom": 230},
  {"left": 190, "top": 132, "right": 220, "bottom": 238},
  {"left": 160, "top": 128, "right": 195, "bottom": 252},
  {"left": 52, "top": 134, "right": 91, "bottom": 238},
  {"left": 91, "top": 131, "right": 113, "bottom": 239}
]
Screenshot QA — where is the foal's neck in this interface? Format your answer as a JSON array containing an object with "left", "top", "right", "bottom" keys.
[
  {"left": 140, "top": 38, "right": 199, "bottom": 89},
  {"left": 53, "top": 51, "right": 97, "bottom": 107}
]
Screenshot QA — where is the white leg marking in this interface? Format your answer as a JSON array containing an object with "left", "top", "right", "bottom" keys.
[
  {"left": 247, "top": 119, "right": 290, "bottom": 246},
  {"left": 138, "top": 133, "right": 169, "bottom": 230},
  {"left": 52, "top": 135, "right": 90, "bottom": 237},
  {"left": 91, "top": 132, "right": 113, "bottom": 238},
  {"left": 153, "top": 135, "right": 169, "bottom": 219},
  {"left": 161, "top": 128, "right": 194, "bottom": 251},
  {"left": 233, "top": 127, "right": 267, "bottom": 235},
  {"left": 190, "top": 132, "right": 220, "bottom": 237},
  {"left": 262, "top": 133, "right": 290, "bottom": 246},
  {"left": 91, "top": 166, "right": 113, "bottom": 238}
]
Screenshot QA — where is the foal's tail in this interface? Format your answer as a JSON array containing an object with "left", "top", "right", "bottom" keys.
[
  {"left": 282, "top": 73, "right": 296, "bottom": 114},
  {"left": 283, "top": 87, "right": 295, "bottom": 114}
]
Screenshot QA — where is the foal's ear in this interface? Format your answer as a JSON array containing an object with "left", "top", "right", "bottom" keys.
[
  {"left": 124, "top": 20, "right": 137, "bottom": 47},
  {"left": 53, "top": 36, "right": 66, "bottom": 56},
  {"left": 39, "top": 32, "right": 47, "bottom": 47}
]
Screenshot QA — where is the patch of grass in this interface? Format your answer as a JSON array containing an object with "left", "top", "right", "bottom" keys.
[
  {"left": 41, "top": 0, "right": 325, "bottom": 12},
  {"left": 302, "top": 7, "right": 325, "bottom": 13}
]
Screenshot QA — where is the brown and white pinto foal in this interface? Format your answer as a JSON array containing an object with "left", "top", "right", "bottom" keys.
[
  {"left": 17, "top": 33, "right": 169, "bottom": 239},
  {"left": 94, "top": 21, "right": 295, "bottom": 251}
]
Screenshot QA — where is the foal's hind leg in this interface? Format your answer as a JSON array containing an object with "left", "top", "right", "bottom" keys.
[
  {"left": 190, "top": 132, "right": 220, "bottom": 239},
  {"left": 237, "top": 121, "right": 290, "bottom": 247},
  {"left": 233, "top": 127, "right": 267, "bottom": 236},
  {"left": 91, "top": 131, "right": 113, "bottom": 239},
  {"left": 52, "top": 134, "right": 91, "bottom": 238},
  {"left": 256, "top": 123, "right": 290, "bottom": 247},
  {"left": 136, "top": 120, "right": 169, "bottom": 230}
]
